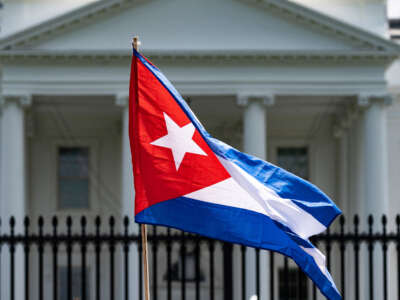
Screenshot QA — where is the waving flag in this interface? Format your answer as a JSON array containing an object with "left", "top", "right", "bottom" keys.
[{"left": 129, "top": 49, "right": 342, "bottom": 300}]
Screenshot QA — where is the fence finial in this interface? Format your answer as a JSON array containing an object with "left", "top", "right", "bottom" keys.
[
  {"left": 38, "top": 216, "right": 44, "bottom": 227},
  {"left": 52, "top": 216, "right": 58, "bottom": 227},
  {"left": 66, "top": 216, "right": 72, "bottom": 227}
]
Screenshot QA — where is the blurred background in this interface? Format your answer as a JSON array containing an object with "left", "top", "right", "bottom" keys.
[{"left": 0, "top": 1, "right": 400, "bottom": 300}]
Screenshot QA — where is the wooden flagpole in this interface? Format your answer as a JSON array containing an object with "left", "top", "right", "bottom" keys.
[
  {"left": 141, "top": 224, "right": 150, "bottom": 300},
  {"left": 132, "top": 36, "right": 151, "bottom": 300}
]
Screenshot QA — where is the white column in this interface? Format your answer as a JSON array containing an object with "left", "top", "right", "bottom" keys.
[
  {"left": 333, "top": 106, "right": 357, "bottom": 218},
  {"left": 358, "top": 94, "right": 391, "bottom": 300},
  {"left": 347, "top": 111, "right": 364, "bottom": 219},
  {"left": 115, "top": 94, "right": 138, "bottom": 300},
  {"left": 237, "top": 94, "right": 274, "bottom": 300},
  {"left": 364, "top": 95, "right": 390, "bottom": 300},
  {"left": 240, "top": 96, "right": 268, "bottom": 159},
  {"left": 333, "top": 108, "right": 354, "bottom": 300},
  {"left": 116, "top": 94, "right": 136, "bottom": 225},
  {"left": 358, "top": 95, "right": 390, "bottom": 218},
  {"left": 0, "top": 94, "right": 31, "bottom": 300}
]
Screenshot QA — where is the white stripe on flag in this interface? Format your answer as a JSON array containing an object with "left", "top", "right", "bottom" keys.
[
  {"left": 185, "top": 157, "right": 326, "bottom": 239},
  {"left": 300, "top": 246, "right": 327, "bottom": 275}
]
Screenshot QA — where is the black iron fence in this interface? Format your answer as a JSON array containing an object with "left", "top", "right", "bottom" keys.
[{"left": 0, "top": 214, "right": 399, "bottom": 300}]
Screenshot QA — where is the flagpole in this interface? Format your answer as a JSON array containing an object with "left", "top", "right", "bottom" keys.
[
  {"left": 132, "top": 36, "right": 150, "bottom": 300},
  {"left": 141, "top": 224, "right": 150, "bottom": 300}
]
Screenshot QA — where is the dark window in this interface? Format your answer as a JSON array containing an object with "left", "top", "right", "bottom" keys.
[
  {"left": 59, "top": 266, "right": 90, "bottom": 300},
  {"left": 279, "top": 268, "right": 308, "bottom": 300},
  {"left": 390, "top": 19, "right": 400, "bottom": 29},
  {"left": 277, "top": 147, "right": 309, "bottom": 180},
  {"left": 58, "top": 147, "right": 90, "bottom": 209},
  {"left": 390, "top": 19, "right": 400, "bottom": 39}
]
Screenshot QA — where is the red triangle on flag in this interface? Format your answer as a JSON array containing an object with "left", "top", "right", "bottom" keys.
[{"left": 130, "top": 55, "right": 231, "bottom": 215}]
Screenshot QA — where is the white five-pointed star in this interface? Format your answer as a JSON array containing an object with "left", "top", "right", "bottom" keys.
[{"left": 150, "top": 113, "right": 207, "bottom": 170}]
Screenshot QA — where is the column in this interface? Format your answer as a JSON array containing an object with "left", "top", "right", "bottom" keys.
[
  {"left": 115, "top": 93, "right": 138, "bottom": 300},
  {"left": 237, "top": 93, "right": 274, "bottom": 300},
  {"left": 358, "top": 94, "right": 391, "bottom": 300},
  {"left": 116, "top": 94, "right": 136, "bottom": 226},
  {"left": 333, "top": 105, "right": 358, "bottom": 219},
  {"left": 333, "top": 109, "right": 357, "bottom": 299},
  {"left": 358, "top": 94, "right": 390, "bottom": 218},
  {"left": 0, "top": 94, "right": 31, "bottom": 300},
  {"left": 348, "top": 109, "right": 364, "bottom": 219},
  {"left": 364, "top": 94, "right": 390, "bottom": 300}
]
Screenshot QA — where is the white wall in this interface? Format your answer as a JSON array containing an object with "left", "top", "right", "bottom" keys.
[
  {"left": 291, "top": 0, "right": 389, "bottom": 36},
  {"left": 1, "top": 0, "right": 390, "bottom": 40},
  {"left": 26, "top": 98, "right": 126, "bottom": 300},
  {"left": 31, "top": 0, "right": 357, "bottom": 51},
  {"left": 29, "top": 100, "right": 122, "bottom": 222},
  {"left": 1, "top": 0, "right": 99, "bottom": 38},
  {"left": 387, "top": 52, "right": 400, "bottom": 228},
  {"left": 267, "top": 108, "right": 338, "bottom": 200},
  {"left": 387, "top": 57, "right": 400, "bottom": 93},
  {"left": 387, "top": 97, "right": 400, "bottom": 225}
]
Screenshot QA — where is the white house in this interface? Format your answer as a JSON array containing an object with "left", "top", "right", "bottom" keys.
[{"left": 1, "top": 0, "right": 400, "bottom": 299}]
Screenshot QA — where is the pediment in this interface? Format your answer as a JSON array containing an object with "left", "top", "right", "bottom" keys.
[{"left": 1, "top": 0, "right": 399, "bottom": 56}]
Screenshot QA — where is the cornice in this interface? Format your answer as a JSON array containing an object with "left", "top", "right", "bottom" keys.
[{"left": 0, "top": 49, "right": 397, "bottom": 64}]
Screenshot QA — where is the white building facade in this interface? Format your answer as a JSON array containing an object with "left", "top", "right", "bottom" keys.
[{"left": 0, "top": 0, "right": 400, "bottom": 299}]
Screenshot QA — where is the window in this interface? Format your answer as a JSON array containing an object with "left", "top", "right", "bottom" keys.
[
  {"left": 390, "top": 19, "right": 400, "bottom": 39},
  {"left": 279, "top": 268, "right": 308, "bottom": 300},
  {"left": 58, "top": 147, "right": 90, "bottom": 209},
  {"left": 277, "top": 147, "right": 309, "bottom": 180},
  {"left": 59, "top": 266, "right": 90, "bottom": 300}
]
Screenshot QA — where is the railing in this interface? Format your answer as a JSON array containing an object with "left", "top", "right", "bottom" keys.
[{"left": 0, "top": 215, "right": 399, "bottom": 300}]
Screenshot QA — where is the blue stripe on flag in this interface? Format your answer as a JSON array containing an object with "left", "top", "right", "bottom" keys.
[{"left": 136, "top": 197, "right": 341, "bottom": 300}]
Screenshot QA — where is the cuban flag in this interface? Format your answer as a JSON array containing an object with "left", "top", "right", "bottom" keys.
[{"left": 129, "top": 49, "right": 342, "bottom": 300}]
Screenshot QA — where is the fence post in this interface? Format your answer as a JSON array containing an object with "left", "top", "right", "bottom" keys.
[
  {"left": 24, "top": 216, "right": 30, "bottom": 300},
  {"left": 223, "top": 243, "right": 233, "bottom": 300},
  {"left": 52, "top": 216, "right": 58, "bottom": 300}
]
